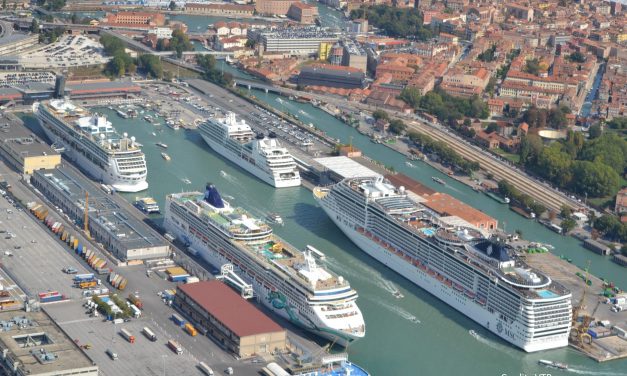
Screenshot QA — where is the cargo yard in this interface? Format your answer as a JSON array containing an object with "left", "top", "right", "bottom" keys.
[{"left": 525, "top": 252, "right": 627, "bottom": 362}]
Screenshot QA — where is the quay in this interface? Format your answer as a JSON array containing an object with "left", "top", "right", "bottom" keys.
[{"left": 525, "top": 252, "right": 627, "bottom": 362}]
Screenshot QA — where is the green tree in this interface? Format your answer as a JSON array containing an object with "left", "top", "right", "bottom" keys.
[
  {"left": 485, "top": 123, "right": 498, "bottom": 133},
  {"left": 168, "top": 0, "right": 176, "bottom": 10},
  {"left": 349, "top": 5, "right": 432, "bottom": 41},
  {"left": 138, "top": 54, "right": 163, "bottom": 79},
  {"left": 561, "top": 218, "right": 577, "bottom": 233},
  {"left": 519, "top": 134, "right": 543, "bottom": 166},
  {"left": 560, "top": 204, "right": 572, "bottom": 218},
  {"left": 524, "top": 58, "right": 541, "bottom": 75},
  {"left": 588, "top": 124, "right": 602, "bottom": 139},
  {"left": 31, "top": 19, "right": 39, "bottom": 33},
  {"left": 621, "top": 244, "right": 627, "bottom": 256},
  {"left": 571, "top": 160, "right": 619, "bottom": 198},
  {"left": 529, "top": 202, "right": 546, "bottom": 217},
  {"left": 399, "top": 87, "right": 421, "bottom": 109},
  {"left": 372, "top": 109, "right": 389, "bottom": 121},
  {"left": 607, "top": 117, "right": 627, "bottom": 130},
  {"left": 389, "top": 119, "right": 406, "bottom": 135},
  {"left": 579, "top": 133, "right": 627, "bottom": 175},
  {"left": 536, "top": 143, "right": 573, "bottom": 187},
  {"left": 106, "top": 55, "right": 126, "bottom": 77},
  {"left": 568, "top": 51, "right": 586, "bottom": 63}
]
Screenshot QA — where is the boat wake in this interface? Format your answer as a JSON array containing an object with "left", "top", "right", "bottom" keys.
[
  {"left": 325, "top": 256, "right": 402, "bottom": 297},
  {"left": 219, "top": 170, "right": 237, "bottom": 183},
  {"left": 566, "top": 368, "right": 627, "bottom": 376},
  {"left": 181, "top": 178, "right": 192, "bottom": 185},
  {"left": 298, "top": 109, "right": 312, "bottom": 118},
  {"left": 378, "top": 279, "right": 404, "bottom": 299},
  {"left": 373, "top": 299, "right": 420, "bottom": 324},
  {"left": 405, "top": 161, "right": 415, "bottom": 168},
  {"left": 276, "top": 98, "right": 284, "bottom": 104}
]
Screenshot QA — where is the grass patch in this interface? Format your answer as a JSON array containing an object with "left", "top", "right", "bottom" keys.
[
  {"left": 68, "top": 65, "right": 106, "bottom": 80},
  {"left": 493, "top": 148, "right": 520, "bottom": 164},
  {"left": 161, "top": 60, "right": 200, "bottom": 79}
]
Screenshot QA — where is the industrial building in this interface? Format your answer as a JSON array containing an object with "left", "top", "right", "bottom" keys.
[
  {"left": 175, "top": 281, "right": 287, "bottom": 358},
  {"left": 342, "top": 39, "right": 368, "bottom": 72},
  {"left": 248, "top": 27, "right": 338, "bottom": 55},
  {"left": 31, "top": 168, "right": 170, "bottom": 261},
  {"left": 311, "top": 156, "right": 379, "bottom": 184},
  {"left": 0, "top": 113, "right": 61, "bottom": 175},
  {"left": 298, "top": 65, "right": 366, "bottom": 89},
  {"left": 0, "top": 310, "right": 98, "bottom": 376}
]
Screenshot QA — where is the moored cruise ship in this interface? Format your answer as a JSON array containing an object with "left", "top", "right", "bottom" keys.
[
  {"left": 314, "top": 176, "right": 572, "bottom": 352},
  {"left": 198, "top": 112, "right": 301, "bottom": 188},
  {"left": 33, "top": 99, "right": 148, "bottom": 192},
  {"left": 164, "top": 184, "right": 364, "bottom": 346}
]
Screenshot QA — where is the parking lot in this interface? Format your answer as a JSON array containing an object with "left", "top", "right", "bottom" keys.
[{"left": 18, "top": 34, "right": 110, "bottom": 69}]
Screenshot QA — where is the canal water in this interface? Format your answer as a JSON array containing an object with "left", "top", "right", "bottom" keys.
[{"left": 22, "top": 91, "right": 627, "bottom": 375}]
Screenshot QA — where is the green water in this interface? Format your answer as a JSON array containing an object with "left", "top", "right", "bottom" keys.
[{"left": 25, "top": 96, "right": 627, "bottom": 375}]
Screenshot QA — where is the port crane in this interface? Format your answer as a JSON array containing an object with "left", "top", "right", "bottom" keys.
[
  {"left": 215, "top": 264, "right": 253, "bottom": 299},
  {"left": 571, "top": 260, "right": 595, "bottom": 347}
]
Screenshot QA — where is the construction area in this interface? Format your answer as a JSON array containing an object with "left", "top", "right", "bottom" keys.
[{"left": 525, "top": 252, "right": 627, "bottom": 362}]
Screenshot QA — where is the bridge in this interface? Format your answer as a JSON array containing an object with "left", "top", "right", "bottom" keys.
[{"left": 215, "top": 264, "right": 253, "bottom": 299}]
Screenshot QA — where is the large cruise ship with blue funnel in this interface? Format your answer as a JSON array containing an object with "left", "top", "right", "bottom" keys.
[
  {"left": 314, "top": 176, "right": 572, "bottom": 352},
  {"left": 164, "top": 184, "right": 365, "bottom": 346}
]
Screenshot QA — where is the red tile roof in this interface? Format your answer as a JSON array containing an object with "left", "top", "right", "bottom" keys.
[{"left": 178, "top": 281, "right": 284, "bottom": 337}]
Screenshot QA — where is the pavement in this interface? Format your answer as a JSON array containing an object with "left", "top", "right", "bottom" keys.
[{"left": 17, "top": 34, "right": 110, "bottom": 69}]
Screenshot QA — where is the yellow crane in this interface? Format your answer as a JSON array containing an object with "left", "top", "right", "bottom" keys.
[{"left": 571, "top": 260, "right": 592, "bottom": 346}]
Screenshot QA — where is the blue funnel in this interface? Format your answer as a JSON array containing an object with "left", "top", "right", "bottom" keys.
[{"left": 204, "top": 183, "right": 225, "bottom": 208}]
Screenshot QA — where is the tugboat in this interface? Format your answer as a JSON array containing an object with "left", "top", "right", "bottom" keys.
[
  {"left": 432, "top": 177, "right": 445, "bottom": 185},
  {"left": 538, "top": 360, "right": 568, "bottom": 370},
  {"left": 267, "top": 212, "right": 283, "bottom": 225},
  {"left": 155, "top": 142, "right": 168, "bottom": 149},
  {"left": 161, "top": 152, "right": 171, "bottom": 161}
]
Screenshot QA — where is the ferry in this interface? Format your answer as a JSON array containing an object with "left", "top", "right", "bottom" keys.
[
  {"left": 161, "top": 152, "right": 171, "bottom": 161},
  {"left": 33, "top": 100, "right": 148, "bottom": 192},
  {"left": 156, "top": 142, "right": 168, "bottom": 149},
  {"left": 313, "top": 177, "right": 572, "bottom": 352},
  {"left": 432, "top": 177, "right": 445, "bottom": 185},
  {"left": 116, "top": 109, "right": 129, "bottom": 119},
  {"left": 538, "top": 360, "right": 568, "bottom": 370},
  {"left": 198, "top": 112, "right": 301, "bottom": 188},
  {"left": 485, "top": 190, "right": 511, "bottom": 204},
  {"left": 164, "top": 184, "right": 365, "bottom": 346},
  {"left": 167, "top": 122, "right": 180, "bottom": 130},
  {"left": 134, "top": 197, "right": 160, "bottom": 214}
]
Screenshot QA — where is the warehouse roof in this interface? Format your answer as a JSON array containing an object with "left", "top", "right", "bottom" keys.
[
  {"left": 313, "top": 156, "right": 379, "bottom": 179},
  {"left": 178, "top": 281, "right": 284, "bottom": 337},
  {"left": 0, "top": 112, "right": 59, "bottom": 157}
]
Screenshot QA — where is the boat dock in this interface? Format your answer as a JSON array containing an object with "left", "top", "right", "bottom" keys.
[{"left": 524, "top": 252, "right": 627, "bottom": 362}]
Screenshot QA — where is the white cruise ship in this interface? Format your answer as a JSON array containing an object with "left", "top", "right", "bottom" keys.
[
  {"left": 164, "top": 184, "right": 364, "bottom": 346},
  {"left": 33, "top": 100, "right": 148, "bottom": 192},
  {"left": 314, "top": 176, "right": 572, "bottom": 352},
  {"left": 198, "top": 112, "right": 301, "bottom": 188}
]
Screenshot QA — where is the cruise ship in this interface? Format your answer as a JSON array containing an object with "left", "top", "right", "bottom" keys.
[
  {"left": 314, "top": 176, "right": 572, "bottom": 352},
  {"left": 164, "top": 184, "right": 364, "bottom": 346},
  {"left": 33, "top": 100, "right": 148, "bottom": 192},
  {"left": 198, "top": 112, "right": 301, "bottom": 188}
]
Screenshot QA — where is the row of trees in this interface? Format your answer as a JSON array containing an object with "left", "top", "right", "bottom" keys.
[
  {"left": 519, "top": 132, "right": 624, "bottom": 198},
  {"left": 592, "top": 214, "right": 627, "bottom": 243},
  {"left": 400, "top": 87, "right": 490, "bottom": 121},
  {"left": 36, "top": 0, "right": 66, "bottom": 11},
  {"left": 408, "top": 131, "right": 480, "bottom": 175},
  {"left": 477, "top": 44, "right": 497, "bottom": 62},
  {"left": 372, "top": 110, "right": 407, "bottom": 134},
  {"left": 101, "top": 35, "right": 165, "bottom": 78},
  {"left": 349, "top": 5, "right": 433, "bottom": 41},
  {"left": 155, "top": 30, "right": 193, "bottom": 58},
  {"left": 497, "top": 180, "right": 547, "bottom": 217},
  {"left": 522, "top": 105, "right": 570, "bottom": 129},
  {"left": 197, "top": 55, "right": 233, "bottom": 86}
]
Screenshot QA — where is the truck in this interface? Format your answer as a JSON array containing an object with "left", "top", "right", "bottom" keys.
[
  {"left": 120, "top": 328, "right": 135, "bottom": 343},
  {"left": 63, "top": 267, "right": 78, "bottom": 274},
  {"left": 128, "top": 294, "right": 143, "bottom": 309},
  {"left": 142, "top": 326, "right": 157, "bottom": 342},
  {"left": 172, "top": 313, "right": 186, "bottom": 327},
  {"left": 38, "top": 291, "right": 64, "bottom": 303},
  {"left": 185, "top": 323, "right": 198, "bottom": 336},
  {"left": 130, "top": 304, "right": 141, "bottom": 318},
  {"left": 74, "top": 273, "right": 95, "bottom": 282},
  {"left": 198, "top": 362, "right": 214, "bottom": 376},
  {"left": 168, "top": 340, "right": 183, "bottom": 355},
  {"left": 78, "top": 280, "right": 97, "bottom": 289},
  {"left": 106, "top": 348, "right": 118, "bottom": 360}
]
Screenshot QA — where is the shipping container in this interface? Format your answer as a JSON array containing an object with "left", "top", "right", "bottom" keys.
[
  {"left": 170, "top": 274, "right": 190, "bottom": 283},
  {"left": 77, "top": 244, "right": 83, "bottom": 254},
  {"left": 118, "top": 278, "right": 128, "bottom": 290},
  {"left": 112, "top": 275, "right": 122, "bottom": 287},
  {"left": 108, "top": 273, "right": 117, "bottom": 283},
  {"left": 97, "top": 267, "right": 109, "bottom": 275},
  {"left": 74, "top": 273, "right": 95, "bottom": 282},
  {"left": 185, "top": 276, "right": 200, "bottom": 284},
  {"left": 142, "top": 327, "right": 157, "bottom": 341},
  {"left": 172, "top": 313, "right": 186, "bottom": 327},
  {"left": 72, "top": 239, "right": 79, "bottom": 250},
  {"left": 130, "top": 304, "right": 141, "bottom": 318},
  {"left": 61, "top": 231, "right": 68, "bottom": 241},
  {"left": 185, "top": 323, "right": 198, "bottom": 336},
  {"left": 120, "top": 328, "right": 135, "bottom": 343},
  {"left": 168, "top": 340, "right": 183, "bottom": 355},
  {"left": 79, "top": 280, "right": 97, "bottom": 289}
]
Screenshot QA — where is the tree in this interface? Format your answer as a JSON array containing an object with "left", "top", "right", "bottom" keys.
[
  {"left": 399, "top": 87, "right": 421, "bottom": 109},
  {"left": 579, "top": 133, "right": 627, "bottom": 175},
  {"left": 570, "top": 160, "right": 620, "bottom": 198},
  {"left": 389, "top": 119, "right": 406, "bottom": 135},
  {"left": 485, "top": 123, "right": 498, "bottom": 133},
  {"left": 530, "top": 202, "right": 546, "bottom": 217},
  {"left": 621, "top": 244, "right": 627, "bottom": 256},
  {"left": 349, "top": 5, "right": 432, "bottom": 41},
  {"left": 588, "top": 124, "right": 602, "bottom": 139},
  {"left": 372, "top": 109, "right": 389, "bottom": 121},
  {"left": 106, "top": 55, "right": 126, "bottom": 77},
  {"left": 31, "top": 19, "right": 39, "bottom": 34},
  {"left": 1, "top": 0, "right": 5, "bottom": 10},
  {"left": 560, "top": 205, "right": 572, "bottom": 219},
  {"left": 561, "top": 218, "right": 577, "bottom": 233},
  {"left": 536, "top": 143, "right": 573, "bottom": 187},
  {"left": 524, "top": 58, "right": 541, "bottom": 75},
  {"left": 568, "top": 51, "right": 586, "bottom": 63},
  {"left": 607, "top": 117, "right": 627, "bottom": 130},
  {"left": 168, "top": 0, "right": 176, "bottom": 10},
  {"left": 138, "top": 54, "right": 163, "bottom": 79}
]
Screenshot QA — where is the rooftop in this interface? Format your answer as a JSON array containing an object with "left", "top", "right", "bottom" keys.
[
  {"left": 423, "top": 192, "right": 498, "bottom": 227},
  {"left": 33, "top": 167, "right": 165, "bottom": 252},
  {"left": 313, "top": 156, "right": 379, "bottom": 180},
  {"left": 0, "top": 113, "right": 59, "bottom": 158},
  {"left": 178, "top": 281, "right": 284, "bottom": 337},
  {"left": 0, "top": 310, "right": 97, "bottom": 375}
]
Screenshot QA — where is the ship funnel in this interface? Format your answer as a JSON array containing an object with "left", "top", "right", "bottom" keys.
[{"left": 204, "top": 183, "right": 225, "bottom": 208}]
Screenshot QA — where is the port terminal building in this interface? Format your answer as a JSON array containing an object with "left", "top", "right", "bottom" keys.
[
  {"left": 0, "top": 113, "right": 61, "bottom": 175},
  {"left": 31, "top": 167, "right": 170, "bottom": 262},
  {"left": 0, "top": 310, "right": 98, "bottom": 376},
  {"left": 175, "top": 281, "right": 287, "bottom": 358}
]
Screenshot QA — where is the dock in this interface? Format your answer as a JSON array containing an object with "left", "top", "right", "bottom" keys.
[{"left": 525, "top": 252, "right": 627, "bottom": 362}]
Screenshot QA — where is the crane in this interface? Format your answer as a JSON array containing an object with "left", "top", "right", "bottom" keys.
[{"left": 571, "top": 260, "right": 592, "bottom": 346}]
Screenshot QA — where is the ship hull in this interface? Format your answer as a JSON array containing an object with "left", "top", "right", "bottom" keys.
[
  {"left": 318, "top": 201, "right": 568, "bottom": 352},
  {"left": 199, "top": 133, "right": 301, "bottom": 188},
  {"left": 38, "top": 117, "right": 148, "bottom": 193},
  {"left": 164, "top": 216, "right": 358, "bottom": 347}
]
